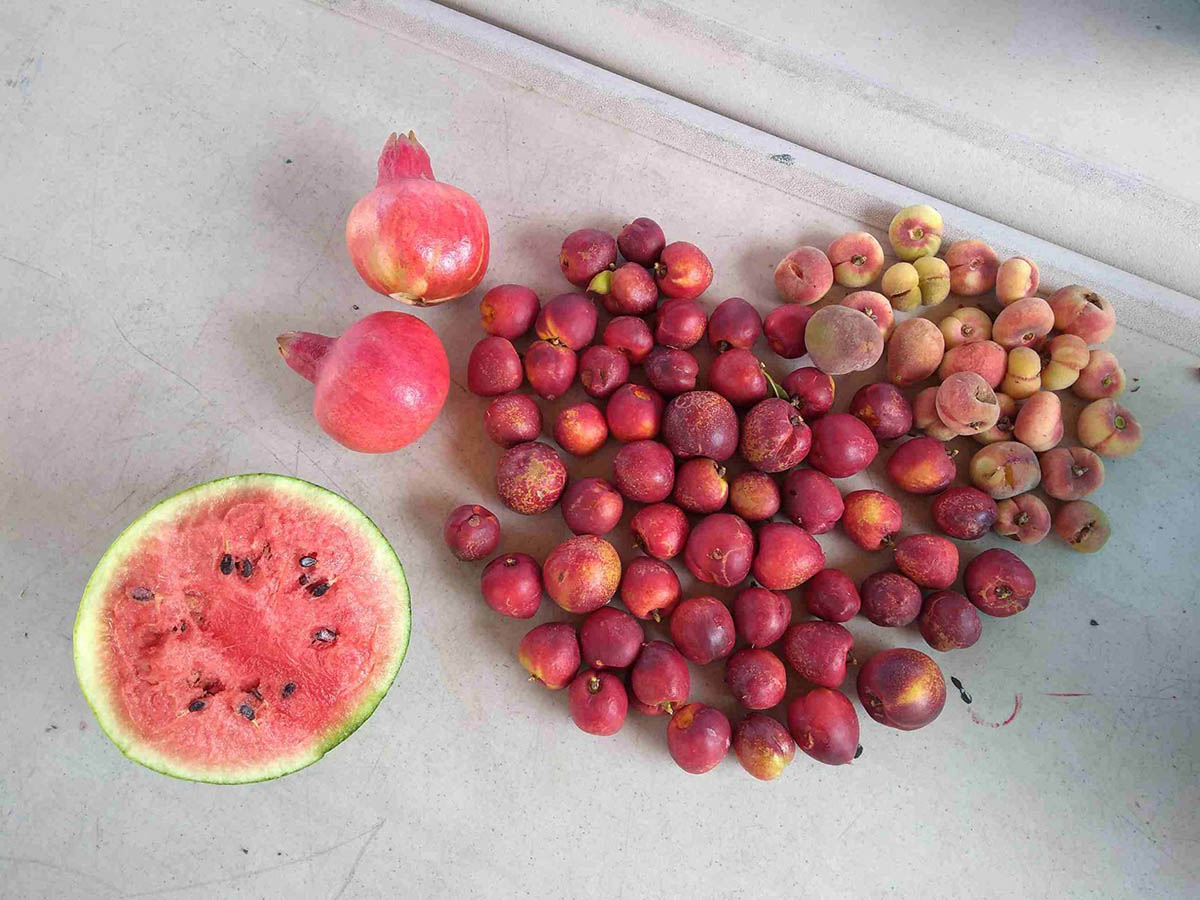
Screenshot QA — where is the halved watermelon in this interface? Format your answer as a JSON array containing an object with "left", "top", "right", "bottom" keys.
[{"left": 74, "top": 474, "right": 410, "bottom": 783}]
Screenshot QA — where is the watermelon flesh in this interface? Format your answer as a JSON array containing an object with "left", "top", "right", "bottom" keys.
[{"left": 74, "top": 474, "right": 410, "bottom": 783}]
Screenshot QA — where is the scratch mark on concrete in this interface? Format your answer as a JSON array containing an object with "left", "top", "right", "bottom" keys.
[
  {"left": 0, "top": 857, "right": 121, "bottom": 895},
  {"left": 110, "top": 314, "right": 203, "bottom": 396},
  {"left": 105, "top": 487, "right": 137, "bottom": 515},
  {"left": 331, "top": 819, "right": 385, "bottom": 900},
  {"left": 0, "top": 253, "right": 62, "bottom": 282}
]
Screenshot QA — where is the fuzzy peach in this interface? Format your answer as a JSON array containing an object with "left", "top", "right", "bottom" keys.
[
  {"left": 774, "top": 246, "right": 834, "bottom": 305},
  {"left": 1040, "top": 447, "right": 1105, "bottom": 500},
  {"left": 1047, "top": 285, "right": 1116, "bottom": 345},
  {"left": 1077, "top": 399, "right": 1143, "bottom": 458},
  {"left": 1073, "top": 350, "right": 1126, "bottom": 400},
  {"left": 993, "top": 296, "right": 1054, "bottom": 350},
  {"left": 1039, "top": 334, "right": 1090, "bottom": 391},
  {"left": 939, "top": 306, "right": 992, "bottom": 348},
  {"left": 914, "top": 256, "right": 951, "bottom": 306},
  {"left": 938, "top": 340, "right": 1006, "bottom": 389},
  {"left": 840, "top": 290, "right": 894, "bottom": 338},
  {"left": 1012, "top": 391, "right": 1063, "bottom": 452},
  {"left": 888, "top": 204, "right": 943, "bottom": 260},
  {"left": 995, "top": 256, "right": 1039, "bottom": 306},
  {"left": 806, "top": 305, "right": 885, "bottom": 375},
  {"left": 945, "top": 239, "right": 998, "bottom": 296},
  {"left": 913, "top": 387, "right": 958, "bottom": 441},
  {"left": 882, "top": 262, "right": 921, "bottom": 311},
  {"left": 1001, "top": 346, "right": 1042, "bottom": 399},
  {"left": 936, "top": 372, "right": 1000, "bottom": 435},
  {"left": 1054, "top": 500, "right": 1111, "bottom": 553},
  {"left": 886, "top": 317, "right": 945, "bottom": 386},
  {"left": 974, "top": 392, "right": 1018, "bottom": 444},
  {"left": 887, "top": 436, "right": 959, "bottom": 494},
  {"left": 969, "top": 441, "right": 1040, "bottom": 499},
  {"left": 994, "top": 493, "right": 1051, "bottom": 544},
  {"left": 828, "top": 231, "right": 885, "bottom": 288}
]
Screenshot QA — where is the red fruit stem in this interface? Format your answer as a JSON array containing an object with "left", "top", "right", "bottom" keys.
[
  {"left": 376, "top": 131, "right": 434, "bottom": 184},
  {"left": 277, "top": 331, "right": 334, "bottom": 383}
]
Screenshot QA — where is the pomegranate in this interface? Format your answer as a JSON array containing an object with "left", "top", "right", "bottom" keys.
[
  {"left": 345, "top": 132, "right": 488, "bottom": 305},
  {"left": 277, "top": 311, "right": 448, "bottom": 453}
]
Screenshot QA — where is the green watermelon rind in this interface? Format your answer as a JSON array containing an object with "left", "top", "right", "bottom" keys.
[{"left": 73, "top": 473, "right": 411, "bottom": 784}]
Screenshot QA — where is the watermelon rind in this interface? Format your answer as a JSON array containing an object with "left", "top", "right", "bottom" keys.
[{"left": 73, "top": 473, "right": 410, "bottom": 784}]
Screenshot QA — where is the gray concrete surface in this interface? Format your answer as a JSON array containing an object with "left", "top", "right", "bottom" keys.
[{"left": 1, "top": 0, "right": 1198, "bottom": 897}]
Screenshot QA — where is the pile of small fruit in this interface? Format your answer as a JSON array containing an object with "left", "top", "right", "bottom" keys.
[{"left": 442, "top": 206, "right": 1142, "bottom": 779}]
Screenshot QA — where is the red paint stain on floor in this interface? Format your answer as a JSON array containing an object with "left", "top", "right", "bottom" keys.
[{"left": 969, "top": 693, "right": 1022, "bottom": 727}]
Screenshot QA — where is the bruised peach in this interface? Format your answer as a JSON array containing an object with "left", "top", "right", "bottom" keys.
[
  {"left": 840, "top": 290, "right": 894, "bottom": 338},
  {"left": 708, "top": 297, "right": 763, "bottom": 351},
  {"left": 931, "top": 486, "right": 999, "bottom": 540},
  {"left": 684, "top": 513, "right": 755, "bottom": 587},
  {"left": 603, "top": 262, "right": 658, "bottom": 316},
  {"left": 963, "top": 548, "right": 1034, "bottom": 616},
  {"left": 804, "top": 569, "right": 861, "bottom": 622},
  {"left": 725, "top": 649, "right": 787, "bottom": 710},
  {"left": 774, "top": 245, "right": 834, "bottom": 305},
  {"left": 611, "top": 440, "right": 675, "bottom": 503},
  {"left": 849, "top": 382, "right": 913, "bottom": 440},
  {"left": 894, "top": 533, "right": 959, "bottom": 589},
  {"left": 644, "top": 347, "right": 699, "bottom": 396},
  {"left": 524, "top": 340, "right": 577, "bottom": 400},
  {"left": 484, "top": 394, "right": 542, "bottom": 447},
  {"left": 729, "top": 471, "right": 781, "bottom": 522},
  {"left": 603, "top": 315, "right": 654, "bottom": 363},
  {"left": 994, "top": 493, "right": 1051, "bottom": 544},
  {"left": 913, "top": 387, "right": 958, "bottom": 441},
  {"left": 578, "top": 345, "right": 630, "bottom": 399},
  {"left": 841, "top": 490, "right": 902, "bottom": 550},
  {"left": 969, "top": 441, "right": 1040, "bottom": 499},
  {"left": 828, "top": 231, "right": 885, "bottom": 288},
  {"left": 732, "top": 712, "right": 796, "bottom": 780},
  {"left": 536, "top": 292, "right": 597, "bottom": 350},
  {"left": 732, "top": 585, "right": 792, "bottom": 648},
  {"left": 887, "top": 436, "right": 958, "bottom": 494},
  {"left": 974, "top": 392, "right": 1018, "bottom": 445},
  {"left": 993, "top": 296, "right": 1054, "bottom": 350},
  {"left": 887, "top": 317, "right": 945, "bottom": 386},
  {"left": 553, "top": 402, "right": 609, "bottom": 456},
  {"left": 914, "top": 256, "right": 951, "bottom": 306},
  {"left": 518, "top": 622, "right": 580, "bottom": 690},
  {"left": 606, "top": 383, "right": 664, "bottom": 442},
  {"left": 1073, "top": 350, "right": 1127, "bottom": 400},
  {"left": 662, "top": 390, "right": 740, "bottom": 461},
  {"left": 808, "top": 413, "right": 879, "bottom": 478},
  {"left": 782, "top": 622, "right": 854, "bottom": 688},
  {"left": 763, "top": 304, "right": 814, "bottom": 358},
  {"left": 655, "top": 297, "right": 707, "bottom": 349},
  {"left": 787, "top": 688, "right": 860, "bottom": 766},
  {"left": 860, "top": 571, "right": 922, "bottom": 626},
  {"left": 654, "top": 241, "right": 713, "bottom": 300},
  {"left": 1040, "top": 447, "right": 1105, "bottom": 500},
  {"left": 918, "top": 591, "right": 982, "bottom": 651},
  {"left": 739, "top": 398, "right": 812, "bottom": 473},
  {"left": 806, "top": 306, "right": 885, "bottom": 375},
  {"left": 673, "top": 457, "right": 730, "bottom": 514},
  {"left": 670, "top": 596, "right": 737, "bottom": 665},
  {"left": 666, "top": 703, "right": 728, "bottom": 773},
  {"left": 620, "top": 556, "right": 682, "bottom": 621},
  {"left": 945, "top": 239, "right": 998, "bottom": 296},
  {"left": 543, "top": 535, "right": 622, "bottom": 614},
  {"left": 1077, "top": 399, "right": 1143, "bottom": 458},
  {"left": 782, "top": 468, "right": 844, "bottom": 534},
  {"left": 995, "top": 256, "right": 1039, "bottom": 305},
  {"left": 1054, "top": 500, "right": 1111, "bottom": 553},
  {"left": 496, "top": 441, "right": 568, "bottom": 514},
  {"left": 882, "top": 262, "right": 922, "bottom": 311},
  {"left": 1012, "top": 391, "right": 1063, "bottom": 452},
  {"left": 888, "top": 204, "right": 943, "bottom": 260},
  {"left": 857, "top": 648, "right": 946, "bottom": 730},
  {"left": 782, "top": 366, "right": 835, "bottom": 418},
  {"left": 707, "top": 347, "right": 768, "bottom": 407},
  {"left": 939, "top": 306, "right": 993, "bottom": 348},
  {"left": 936, "top": 371, "right": 1000, "bottom": 435},
  {"left": 1047, "top": 285, "right": 1116, "bottom": 345},
  {"left": 752, "top": 522, "right": 825, "bottom": 590},
  {"left": 939, "top": 340, "right": 1007, "bottom": 389},
  {"left": 1001, "top": 346, "right": 1042, "bottom": 399},
  {"left": 630, "top": 503, "right": 689, "bottom": 560},
  {"left": 1039, "top": 334, "right": 1089, "bottom": 391},
  {"left": 561, "top": 477, "right": 623, "bottom": 536}
]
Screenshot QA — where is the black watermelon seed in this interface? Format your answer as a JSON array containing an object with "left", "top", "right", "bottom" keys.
[
  {"left": 238, "top": 704, "right": 255, "bottom": 721},
  {"left": 312, "top": 628, "right": 337, "bottom": 644},
  {"left": 962, "top": 691, "right": 973, "bottom": 704},
  {"left": 220, "top": 554, "right": 234, "bottom": 575},
  {"left": 131, "top": 587, "right": 153, "bottom": 602},
  {"left": 299, "top": 556, "right": 316, "bottom": 568},
  {"left": 188, "top": 699, "right": 206, "bottom": 712},
  {"left": 854, "top": 745, "right": 863, "bottom": 759},
  {"left": 281, "top": 682, "right": 297, "bottom": 698},
  {"left": 950, "top": 676, "right": 964, "bottom": 691},
  {"left": 1090, "top": 619, "right": 1099, "bottom": 626},
  {"left": 308, "top": 581, "right": 330, "bottom": 597},
  {"left": 239, "top": 559, "right": 253, "bottom": 578}
]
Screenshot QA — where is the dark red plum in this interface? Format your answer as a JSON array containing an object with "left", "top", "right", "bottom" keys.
[
  {"left": 725, "top": 648, "right": 787, "bottom": 710},
  {"left": 518, "top": 622, "right": 580, "bottom": 690},
  {"left": 781, "top": 468, "right": 844, "bottom": 534},
  {"left": 708, "top": 348, "right": 769, "bottom": 407},
  {"left": 560, "top": 477, "right": 623, "bottom": 536},
  {"left": 764, "top": 304, "right": 813, "bottom": 358},
  {"left": 655, "top": 297, "right": 707, "bottom": 348},
  {"left": 443, "top": 504, "right": 501, "bottom": 561},
  {"left": 467, "top": 336, "right": 522, "bottom": 396},
  {"left": 480, "top": 283, "right": 539, "bottom": 339},
  {"left": 631, "top": 640, "right": 691, "bottom": 714},
  {"left": 739, "top": 398, "right": 812, "bottom": 472},
  {"left": 620, "top": 557, "right": 682, "bottom": 621},
  {"left": 751, "top": 522, "right": 825, "bottom": 590},
  {"left": 481, "top": 552, "right": 542, "bottom": 619},
  {"left": 553, "top": 402, "right": 608, "bottom": 456},
  {"left": 669, "top": 596, "right": 737, "bottom": 664},
  {"left": 733, "top": 714, "right": 796, "bottom": 780},
  {"left": 804, "top": 569, "right": 860, "bottom": 622},
  {"left": 568, "top": 669, "right": 628, "bottom": 735},
  {"left": 931, "top": 486, "right": 999, "bottom": 540},
  {"left": 602, "top": 316, "right": 654, "bottom": 363},
  {"left": 857, "top": 648, "right": 946, "bottom": 730},
  {"left": 606, "top": 383, "right": 664, "bottom": 442},
  {"left": 578, "top": 345, "right": 630, "bottom": 399},
  {"left": 894, "top": 534, "right": 960, "bottom": 589},
  {"left": 496, "top": 441, "right": 567, "bottom": 515},
  {"left": 964, "top": 548, "right": 1035, "bottom": 617},
  {"left": 781, "top": 366, "right": 835, "bottom": 418},
  {"left": 918, "top": 590, "right": 982, "bottom": 651},
  {"left": 859, "top": 571, "right": 922, "bottom": 627},
  {"left": 603, "top": 262, "right": 657, "bottom": 316},
  {"left": 524, "top": 340, "right": 577, "bottom": 400},
  {"left": 654, "top": 242, "right": 713, "bottom": 301},
  {"left": 808, "top": 413, "right": 879, "bottom": 478},
  {"left": 630, "top": 503, "right": 689, "bottom": 560},
  {"left": 559, "top": 229, "right": 616, "bottom": 288},
  {"left": 732, "top": 586, "right": 792, "bottom": 648},
  {"left": 644, "top": 347, "right": 699, "bottom": 396},
  {"left": 663, "top": 390, "right": 739, "bottom": 461},
  {"left": 684, "top": 513, "right": 755, "bottom": 587},
  {"left": 580, "top": 607, "right": 645, "bottom": 669},
  {"left": 787, "top": 688, "right": 860, "bottom": 766},
  {"left": 728, "top": 471, "right": 781, "bottom": 522},
  {"left": 708, "top": 297, "right": 763, "bottom": 351},
  {"left": 611, "top": 440, "right": 675, "bottom": 503},
  {"left": 536, "top": 292, "right": 598, "bottom": 350},
  {"left": 849, "top": 382, "right": 913, "bottom": 441},
  {"left": 782, "top": 621, "right": 853, "bottom": 688},
  {"left": 617, "top": 217, "right": 666, "bottom": 266},
  {"left": 483, "top": 394, "right": 542, "bottom": 447},
  {"left": 667, "top": 703, "right": 731, "bottom": 775},
  {"left": 673, "top": 458, "right": 729, "bottom": 514}
]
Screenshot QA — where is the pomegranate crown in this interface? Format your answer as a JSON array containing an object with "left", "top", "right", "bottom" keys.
[{"left": 377, "top": 130, "right": 434, "bottom": 184}]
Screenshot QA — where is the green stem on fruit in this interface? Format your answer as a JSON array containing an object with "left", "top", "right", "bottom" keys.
[
  {"left": 587, "top": 269, "right": 612, "bottom": 295},
  {"left": 760, "top": 362, "right": 788, "bottom": 400}
]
